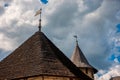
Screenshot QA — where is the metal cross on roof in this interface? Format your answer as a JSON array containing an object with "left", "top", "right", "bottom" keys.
[{"left": 35, "top": 8, "right": 42, "bottom": 32}]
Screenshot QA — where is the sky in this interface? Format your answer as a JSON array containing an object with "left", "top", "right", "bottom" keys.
[{"left": 0, "top": 0, "right": 120, "bottom": 80}]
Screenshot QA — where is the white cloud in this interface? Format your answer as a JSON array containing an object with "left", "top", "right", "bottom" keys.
[
  {"left": 0, "top": 0, "right": 39, "bottom": 59},
  {"left": 96, "top": 64, "right": 120, "bottom": 80},
  {"left": 0, "top": 0, "right": 120, "bottom": 78},
  {"left": 0, "top": 33, "right": 15, "bottom": 51}
]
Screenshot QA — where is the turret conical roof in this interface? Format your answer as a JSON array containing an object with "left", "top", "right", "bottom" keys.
[{"left": 71, "top": 41, "right": 97, "bottom": 73}]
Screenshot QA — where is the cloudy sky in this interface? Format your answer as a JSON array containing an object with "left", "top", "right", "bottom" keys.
[{"left": 0, "top": 0, "right": 120, "bottom": 80}]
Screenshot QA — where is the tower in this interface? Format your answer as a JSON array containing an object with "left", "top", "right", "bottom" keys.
[
  {"left": 0, "top": 4, "right": 95, "bottom": 80},
  {"left": 71, "top": 37, "right": 98, "bottom": 79},
  {"left": 0, "top": 31, "right": 93, "bottom": 80},
  {"left": 0, "top": 9, "right": 94, "bottom": 79}
]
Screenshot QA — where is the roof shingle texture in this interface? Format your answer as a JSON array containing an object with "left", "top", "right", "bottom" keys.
[{"left": 0, "top": 31, "right": 92, "bottom": 80}]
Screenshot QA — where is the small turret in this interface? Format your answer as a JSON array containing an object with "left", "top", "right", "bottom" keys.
[{"left": 71, "top": 36, "right": 98, "bottom": 79}]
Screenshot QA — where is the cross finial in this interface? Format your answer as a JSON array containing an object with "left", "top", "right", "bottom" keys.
[
  {"left": 39, "top": 8, "right": 42, "bottom": 32},
  {"left": 74, "top": 35, "right": 78, "bottom": 46},
  {"left": 35, "top": 8, "right": 42, "bottom": 32}
]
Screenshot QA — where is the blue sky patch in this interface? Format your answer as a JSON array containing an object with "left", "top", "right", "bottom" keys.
[
  {"left": 116, "top": 46, "right": 120, "bottom": 52},
  {"left": 117, "top": 56, "right": 120, "bottom": 62},
  {"left": 109, "top": 54, "right": 116, "bottom": 61},
  {"left": 40, "top": 0, "right": 48, "bottom": 4},
  {"left": 116, "top": 24, "right": 120, "bottom": 33}
]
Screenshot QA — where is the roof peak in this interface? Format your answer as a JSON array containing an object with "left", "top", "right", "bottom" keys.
[
  {"left": 71, "top": 43, "right": 90, "bottom": 67},
  {"left": 71, "top": 38, "right": 98, "bottom": 73}
]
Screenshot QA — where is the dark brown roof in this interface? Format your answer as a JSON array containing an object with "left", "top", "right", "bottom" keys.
[
  {"left": 0, "top": 31, "right": 92, "bottom": 80},
  {"left": 71, "top": 41, "right": 98, "bottom": 73}
]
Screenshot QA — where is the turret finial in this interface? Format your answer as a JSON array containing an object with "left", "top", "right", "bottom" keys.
[{"left": 74, "top": 35, "right": 78, "bottom": 46}]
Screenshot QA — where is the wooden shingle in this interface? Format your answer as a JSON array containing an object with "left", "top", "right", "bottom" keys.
[{"left": 0, "top": 31, "right": 92, "bottom": 80}]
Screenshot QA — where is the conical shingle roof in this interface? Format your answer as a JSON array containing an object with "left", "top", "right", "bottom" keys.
[
  {"left": 71, "top": 41, "right": 97, "bottom": 73},
  {"left": 0, "top": 31, "right": 92, "bottom": 80}
]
